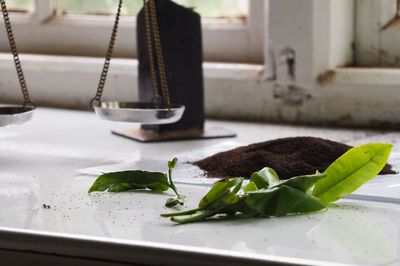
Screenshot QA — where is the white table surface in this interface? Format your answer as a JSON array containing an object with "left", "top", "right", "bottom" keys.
[{"left": 0, "top": 107, "right": 399, "bottom": 266}]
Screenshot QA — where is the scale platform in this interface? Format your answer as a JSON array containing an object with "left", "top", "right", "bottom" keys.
[
  {"left": 112, "top": 126, "right": 236, "bottom": 143},
  {"left": 94, "top": 102, "right": 185, "bottom": 125}
]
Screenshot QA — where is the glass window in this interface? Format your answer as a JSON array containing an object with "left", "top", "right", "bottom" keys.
[
  {"left": 60, "top": 0, "right": 249, "bottom": 18},
  {"left": 174, "top": 0, "right": 248, "bottom": 18},
  {"left": 4, "top": 0, "right": 33, "bottom": 12},
  {"left": 59, "top": 0, "right": 142, "bottom": 16}
]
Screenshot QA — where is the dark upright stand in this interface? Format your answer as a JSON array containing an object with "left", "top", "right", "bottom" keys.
[
  {"left": 138, "top": 0, "right": 204, "bottom": 132},
  {"left": 112, "top": 0, "right": 236, "bottom": 142}
]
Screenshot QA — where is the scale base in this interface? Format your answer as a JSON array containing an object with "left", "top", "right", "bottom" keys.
[{"left": 112, "top": 127, "right": 236, "bottom": 143}]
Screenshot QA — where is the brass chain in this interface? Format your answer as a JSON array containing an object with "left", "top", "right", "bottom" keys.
[
  {"left": 91, "top": 0, "right": 171, "bottom": 109},
  {"left": 0, "top": 0, "right": 35, "bottom": 109},
  {"left": 147, "top": 0, "right": 171, "bottom": 109},
  {"left": 90, "top": 0, "right": 123, "bottom": 108},
  {"left": 143, "top": 0, "right": 161, "bottom": 107}
]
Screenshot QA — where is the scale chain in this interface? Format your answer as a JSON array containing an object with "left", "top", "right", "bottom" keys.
[
  {"left": 147, "top": 0, "right": 171, "bottom": 109},
  {"left": 90, "top": 0, "right": 123, "bottom": 108},
  {"left": 1, "top": 0, "right": 35, "bottom": 108},
  {"left": 91, "top": 0, "right": 171, "bottom": 110},
  {"left": 143, "top": 0, "right": 161, "bottom": 107}
]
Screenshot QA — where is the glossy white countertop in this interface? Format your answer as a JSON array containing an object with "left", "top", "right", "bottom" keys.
[{"left": 0, "top": 108, "right": 399, "bottom": 266}]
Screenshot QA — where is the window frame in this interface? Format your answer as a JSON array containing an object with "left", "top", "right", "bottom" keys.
[
  {"left": 0, "top": 0, "right": 264, "bottom": 64},
  {"left": 2, "top": 0, "right": 400, "bottom": 128},
  {"left": 355, "top": 0, "right": 400, "bottom": 67}
]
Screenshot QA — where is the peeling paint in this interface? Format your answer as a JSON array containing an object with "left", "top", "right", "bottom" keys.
[
  {"left": 279, "top": 47, "right": 296, "bottom": 81},
  {"left": 273, "top": 84, "right": 312, "bottom": 106},
  {"left": 317, "top": 70, "right": 336, "bottom": 85},
  {"left": 380, "top": 0, "right": 400, "bottom": 31}
]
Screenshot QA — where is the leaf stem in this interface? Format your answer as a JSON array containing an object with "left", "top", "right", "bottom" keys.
[
  {"left": 170, "top": 210, "right": 219, "bottom": 224},
  {"left": 161, "top": 207, "right": 202, "bottom": 217},
  {"left": 168, "top": 168, "right": 180, "bottom": 198}
]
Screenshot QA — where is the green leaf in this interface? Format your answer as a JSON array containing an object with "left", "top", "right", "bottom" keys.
[
  {"left": 198, "top": 177, "right": 243, "bottom": 210},
  {"left": 280, "top": 172, "right": 326, "bottom": 192},
  {"left": 313, "top": 143, "right": 393, "bottom": 203},
  {"left": 244, "top": 181, "right": 258, "bottom": 193},
  {"left": 250, "top": 167, "right": 280, "bottom": 189},
  {"left": 168, "top": 157, "right": 178, "bottom": 170},
  {"left": 165, "top": 197, "right": 184, "bottom": 208},
  {"left": 166, "top": 158, "right": 184, "bottom": 206},
  {"left": 245, "top": 185, "right": 327, "bottom": 217},
  {"left": 244, "top": 172, "right": 328, "bottom": 217},
  {"left": 88, "top": 170, "right": 169, "bottom": 193}
]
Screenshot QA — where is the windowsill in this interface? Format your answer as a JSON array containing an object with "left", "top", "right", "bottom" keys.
[
  {"left": 2, "top": 53, "right": 400, "bottom": 128},
  {"left": 329, "top": 67, "right": 400, "bottom": 87},
  {"left": 0, "top": 52, "right": 266, "bottom": 111},
  {"left": 0, "top": 53, "right": 264, "bottom": 80}
]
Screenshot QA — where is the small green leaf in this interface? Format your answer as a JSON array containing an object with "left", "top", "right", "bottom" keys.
[
  {"left": 313, "top": 143, "right": 393, "bottom": 203},
  {"left": 88, "top": 170, "right": 169, "bottom": 193},
  {"left": 168, "top": 157, "right": 178, "bottom": 170},
  {"left": 165, "top": 197, "right": 184, "bottom": 208},
  {"left": 198, "top": 177, "right": 243, "bottom": 210},
  {"left": 244, "top": 181, "right": 258, "bottom": 193},
  {"left": 250, "top": 167, "right": 280, "bottom": 189}
]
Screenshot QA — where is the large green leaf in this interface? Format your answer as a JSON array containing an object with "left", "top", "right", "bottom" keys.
[
  {"left": 313, "top": 143, "right": 393, "bottom": 203},
  {"left": 245, "top": 185, "right": 327, "bottom": 217},
  {"left": 280, "top": 172, "right": 326, "bottom": 192},
  {"left": 244, "top": 172, "right": 328, "bottom": 217},
  {"left": 88, "top": 170, "right": 169, "bottom": 193}
]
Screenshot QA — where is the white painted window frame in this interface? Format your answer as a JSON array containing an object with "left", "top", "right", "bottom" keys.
[
  {"left": 262, "top": 0, "right": 400, "bottom": 127},
  {"left": 2, "top": 0, "right": 400, "bottom": 127},
  {"left": 0, "top": 0, "right": 264, "bottom": 63},
  {"left": 355, "top": 0, "right": 400, "bottom": 67}
]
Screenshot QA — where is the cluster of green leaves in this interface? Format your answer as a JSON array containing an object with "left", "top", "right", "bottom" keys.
[
  {"left": 161, "top": 143, "right": 393, "bottom": 224},
  {"left": 88, "top": 158, "right": 184, "bottom": 207}
]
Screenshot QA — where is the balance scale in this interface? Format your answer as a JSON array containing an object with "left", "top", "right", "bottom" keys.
[
  {"left": 0, "top": 0, "right": 236, "bottom": 142},
  {"left": 0, "top": 0, "right": 235, "bottom": 142}
]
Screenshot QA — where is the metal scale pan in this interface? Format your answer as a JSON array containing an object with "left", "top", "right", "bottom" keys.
[
  {"left": 91, "top": 0, "right": 184, "bottom": 125},
  {"left": 0, "top": 0, "right": 35, "bottom": 127},
  {"left": 94, "top": 102, "right": 184, "bottom": 124},
  {"left": 0, "top": 106, "right": 35, "bottom": 127}
]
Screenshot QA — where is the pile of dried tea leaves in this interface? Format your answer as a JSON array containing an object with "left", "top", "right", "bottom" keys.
[{"left": 194, "top": 137, "right": 395, "bottom": 179}]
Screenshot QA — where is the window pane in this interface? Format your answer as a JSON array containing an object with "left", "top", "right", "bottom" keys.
[
  {"left": 60, "top": 0, "right": 142, "bottom": 16},
  {"left": 61, "top": 0, "right": 249, "bottom": 18},
  {"left": 174, "top": 0, "right": 248, "bottom": 18},
  {"left": 3, "top": 0, "right": 33, "bottom": 11}
]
